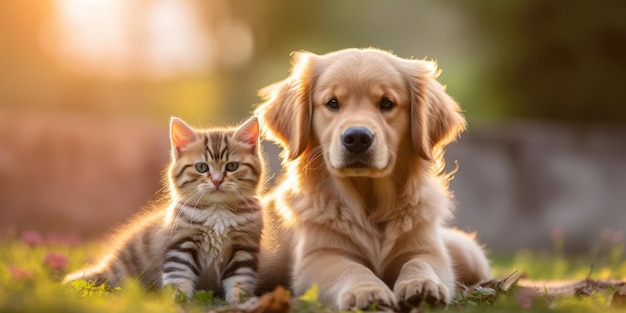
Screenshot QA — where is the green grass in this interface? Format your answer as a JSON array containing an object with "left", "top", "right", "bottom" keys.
[{"left": 1, "top": 233, "right": 625, "bottom": 313}]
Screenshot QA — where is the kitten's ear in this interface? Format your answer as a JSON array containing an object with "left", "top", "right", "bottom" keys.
[
  {"left": 233, "top": 117, "right": 259, "bottom": 150},
  {"left": 170, "top": 117, "right": 198, "bottom": 156}
]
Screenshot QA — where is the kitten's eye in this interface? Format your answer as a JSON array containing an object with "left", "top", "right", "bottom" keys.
[
  {"left": 380, "top": 98, "right": 394, "bottom": 111},
  {"left": 326, "top": 98, "right": 340, "bottom": 111},
  {"left": 225, "top": 162, "right": 239, "bottom": 172},
  {"left": 195, "top": 162, "right": 209, "bottom": 173}
]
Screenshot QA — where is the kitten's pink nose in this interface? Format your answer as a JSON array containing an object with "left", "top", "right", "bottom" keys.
[{"left": 211, "top": 172, "right": 223, "bottom": 187}]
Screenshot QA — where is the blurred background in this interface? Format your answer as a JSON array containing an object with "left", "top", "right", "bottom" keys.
[{"left": 1, "top": 0, "right": 625, "bottom": 254}]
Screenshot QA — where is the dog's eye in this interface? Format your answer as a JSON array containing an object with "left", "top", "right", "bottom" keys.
[
  {"left": 326, "top": 98, "right": 340, "bottom": 110},
  {"left": 380, "top": 98, "right": 395, "bottom": 111}
]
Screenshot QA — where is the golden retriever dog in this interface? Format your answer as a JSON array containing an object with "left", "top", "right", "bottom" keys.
[{"left": 254, "top": 48, "right": 490, "bottom": 310}]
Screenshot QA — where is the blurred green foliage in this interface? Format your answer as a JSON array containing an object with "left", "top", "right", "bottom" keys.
[
  {"left": 1, "top": 236, "right": 625, "bottom": 312},
  {"left": 0, "top": 1, "right": 624, "bottom": 125},
  {"left": 466, "top": 0, "right": 626, "bottom": 125}
]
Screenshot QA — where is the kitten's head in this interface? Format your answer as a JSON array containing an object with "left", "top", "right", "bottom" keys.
[{"left": 167, "top": 117, "right": 263, "bottom": 206}]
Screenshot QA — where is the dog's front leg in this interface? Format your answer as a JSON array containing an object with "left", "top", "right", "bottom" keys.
[
  {"left": 292, "top": 232, "right": 397, "bottom": 310},
  {"left": 294, "top": 253, "right": 397, "bottom": 310},
  {"left": 393, "top": 252, "right": 455, "bottom": 306}
]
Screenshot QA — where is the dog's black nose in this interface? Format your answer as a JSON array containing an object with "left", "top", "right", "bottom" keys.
[{"left": 341, "top": 127, "right": 373, "bottom": 153}]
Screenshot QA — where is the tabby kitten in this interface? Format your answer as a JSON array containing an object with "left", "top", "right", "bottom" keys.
[{"left": 64, "top": 116, "right": 264, "bottom": 304}]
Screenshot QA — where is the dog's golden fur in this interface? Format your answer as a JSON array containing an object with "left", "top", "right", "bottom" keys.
[{"left": 254, "top": 48, "right": 490, "bottom": 310}]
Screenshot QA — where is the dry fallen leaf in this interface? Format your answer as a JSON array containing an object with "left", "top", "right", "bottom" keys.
[
  {"left": 212, "top": 286, "right": 292, "bottom": 313},
  {"left": 611, "top": 284, "right": 626, "bottom": 307}
]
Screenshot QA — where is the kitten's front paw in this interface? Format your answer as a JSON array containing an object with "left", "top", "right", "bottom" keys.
[
  {"left": 338, "top": 283, "right": 397, "bottom": 311},
  {"left": 225, "top": 287, "right": 251, "bottom": 304},
  {"left": 394, "top": 278, "right": 451, "bottom": 306},
  {"left": 164, "top": 282, "right": 194, "bottom": 301}
]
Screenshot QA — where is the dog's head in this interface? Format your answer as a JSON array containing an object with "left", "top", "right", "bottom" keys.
[{"left": 255, "top": 48, "right": 465, "bottom": 178}]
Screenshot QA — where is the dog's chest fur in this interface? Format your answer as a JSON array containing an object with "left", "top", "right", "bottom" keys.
[{"left": 286, "top": 175, "right": 452, "bottom": 278}]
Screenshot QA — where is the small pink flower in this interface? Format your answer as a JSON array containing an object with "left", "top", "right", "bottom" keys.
[
  {"left": 21, "top": 230, "right": 44, "bottom": 247},
  {"left": 516, "top": 288, "right": 537, "bottom": 309},
  {"left": 601, "top": 228, "right": 624, "bottom": 245},
  {"left": 612, "top": 230, "right": 624, "bottom": 245},
  {"left": 6, "top": 264, "right": 32, "bottom": 280},
  {"left": 550, "top": 225, "right": 564, "bottom": 241},
  {"left": 44, "top": 252, "right": 69, "bottom": 271}
]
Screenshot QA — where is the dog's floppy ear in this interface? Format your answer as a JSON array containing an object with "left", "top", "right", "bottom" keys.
[
  {"left": 255, "top": 51, "right": 315, "bottom": 161},
  {"left": 403, "top": 59, "right": 466, "bottom": 160}
]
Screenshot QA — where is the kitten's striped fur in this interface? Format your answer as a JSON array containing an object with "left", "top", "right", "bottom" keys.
[{"left": 64, "top": 117, "right": 264, "bottom": 303}]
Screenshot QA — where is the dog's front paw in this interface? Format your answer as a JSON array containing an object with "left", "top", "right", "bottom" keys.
[
  {"left": 338, "top": 283, "right": 397, "bottom": 311},
  {"left": 394, "top": 278, "right": 451, "bottom": 307}
]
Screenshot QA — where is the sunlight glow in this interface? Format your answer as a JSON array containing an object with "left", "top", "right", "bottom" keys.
[
  {"left": 45, "top": 0, "right": 135, "bottom": 77},
  {"left": 142, "top": 0, "right": 212, "bottom": 77},
  {"left": 42, "top": 0, "right": 250, "bottom": 78}
]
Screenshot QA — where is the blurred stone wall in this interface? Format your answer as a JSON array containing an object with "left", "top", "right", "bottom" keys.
[
  {"left": 1, "top": 110, "right": 624, "bottom": 253},
  {"left": 448, "top": 121, "right": 626, "bottom": 253},
  {"left": 0, "top": 110, "right": 169, "bottom": 238}
]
